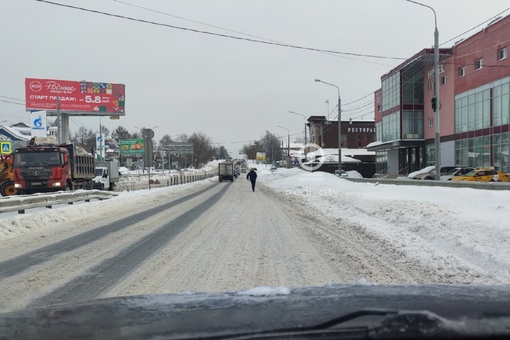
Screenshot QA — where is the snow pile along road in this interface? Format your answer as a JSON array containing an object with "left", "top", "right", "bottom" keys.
[{"left": 258, "top": 167, "right": 510, "bottom": 283}]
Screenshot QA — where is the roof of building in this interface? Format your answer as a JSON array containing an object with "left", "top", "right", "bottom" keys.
[
  {"left": 0, "top": 125, "right": 31, "bottom": 141},
  {"left": 381, "top": 48, "right": 452, "bottom": 80}
]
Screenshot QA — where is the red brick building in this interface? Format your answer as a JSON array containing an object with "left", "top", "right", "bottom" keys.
[{"left": 307, "top": 116, "right": 375, "bottom": 149}]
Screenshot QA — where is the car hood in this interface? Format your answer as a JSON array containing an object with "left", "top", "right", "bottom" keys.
[{"left": 1, "top": 284, "right": 510, "bottom": 339}]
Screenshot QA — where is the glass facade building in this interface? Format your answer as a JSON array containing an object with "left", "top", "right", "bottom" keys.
[
  {"left": 371, "top": 50, "right": 438, "bottom": 176},
  {"left": 454, "top": 76, "right": 510, "bottom": 172}
]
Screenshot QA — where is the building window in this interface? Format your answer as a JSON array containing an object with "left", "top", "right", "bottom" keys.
[
  {"left": 455, "top": 88, "right": 491, "bottom": 133},
  {"left": 428, "top": 117, "right": 433, "bottom": 127},
  {"left": 475, "top": 58, "right": 483, "bottom": 70},
  {"left": 341, "top": 135, "right": 347, "bottom": 148},
  {"left": 402, "top": 110, "right": 423, "bottom": 139},
  {"left": 498, "top": 47, "right": 507, "bottom": 61},
  {"left": 428, "top": 82, "right": 433, "bottom": 91},
  {"left": 381, "top": 111, "right": 400, "bottom": 142},
  {"left": 441, "top": 76, "right": 447, "bottom": 85},
  {"left": 458, "top": 66, "right": 465, "bottom": 78},
  {"left": 382, "top": 72, "right": 400, "bottom": 111},
  {"left": 455, "top": 136, "right": 490, "bottom": 169},
  {"left": 357, "top": 135, "right": 366, "bottom": 148}
]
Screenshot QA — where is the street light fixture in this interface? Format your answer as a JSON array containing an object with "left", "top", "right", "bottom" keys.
[
  {"left": 315, "top": 79, "right": 342, "bottom": 174},
  {"left": 406, "top": 0, "right": 441, "bottom": 180},
  {"left": 289, "top": 111, "right": 308, "bottom": 145},
  {"left": 277, "top": 125, "right": 290, "bottom": 168}
]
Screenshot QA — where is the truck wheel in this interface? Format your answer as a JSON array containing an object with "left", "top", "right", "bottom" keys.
[
  {"left": 1, "top": 181, "right": 17, "bottom": 196},
  {"left": 65, "top": 182, "right": 73, "bottom": 191}
]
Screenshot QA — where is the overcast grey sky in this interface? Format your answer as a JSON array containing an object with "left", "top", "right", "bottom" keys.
[{"left": 2, "top": 0, "right": 510, "bottom": 155}]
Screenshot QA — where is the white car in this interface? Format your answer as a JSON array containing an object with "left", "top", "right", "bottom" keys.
[
  {"left": 407, "top": 166, "right": 458, "bottom": 180},
  {"left": 440, "top": 167, "right": 475, "bottom": 181}
]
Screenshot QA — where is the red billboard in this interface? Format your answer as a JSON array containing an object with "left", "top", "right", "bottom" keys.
[{"left": 25, "top": 78, "right": 125, "bottom": 115}]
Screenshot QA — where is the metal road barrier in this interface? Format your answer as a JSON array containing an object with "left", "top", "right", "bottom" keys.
[
  {"left": 0, "top": 190, "right": 119, "bottom": 214},
  {"left": 344, "top": 177, "right": 510, "bottom": 191}
]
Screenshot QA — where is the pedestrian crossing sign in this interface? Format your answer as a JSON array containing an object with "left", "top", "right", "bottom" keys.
[{"left": 1, "top": 141, "right": 12, "bottom": 155}]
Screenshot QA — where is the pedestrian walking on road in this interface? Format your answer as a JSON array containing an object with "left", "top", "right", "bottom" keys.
[{"left": 246, "top": 168, "right": 257, "bottom": 192}]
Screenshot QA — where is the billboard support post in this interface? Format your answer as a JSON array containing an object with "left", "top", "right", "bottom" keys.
[
  {"left": 62, "top": 112, "right": 70, "bottom": 144},
  {"left": 56, "top": 97, "right": 61, "bottom": 144}
]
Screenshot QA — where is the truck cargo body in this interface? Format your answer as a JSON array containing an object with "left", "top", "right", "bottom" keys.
[
  {"left": 93, "top": 160, "right": 120, "bottom": 190},
  {"left": 218, "top": 162, "right": 234, "bottom": 182},
  {"left": 13, "top": 143, "right": 95, "bottom": 194}
]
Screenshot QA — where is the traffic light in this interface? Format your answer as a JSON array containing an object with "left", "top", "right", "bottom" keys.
[{"left": 431, "top": 96, "right": 437, "bottom": 112}]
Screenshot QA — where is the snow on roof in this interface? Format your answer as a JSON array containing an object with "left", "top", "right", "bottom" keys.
[
  {"left": 303, "top": 154, "right": 361, "bottom": 164},
  {"left": 0, "top": 125, "right": 31, "bottom": 141},
  {"left": 303, "top": 148, "right": 375, "bottom": 158}
]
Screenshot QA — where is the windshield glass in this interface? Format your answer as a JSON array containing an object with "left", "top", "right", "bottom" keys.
[
  {"left": 1, "top": 2, "right": 510, "bottom": 338},
  {"left": 446, "top": 168, "right": 461, "bottom": 175},
  {"left": 464, "top": 170, "right": 477, "bottom": 176},
  {"left": 14, "top": 151, "right": 61, "bottom": 166}
]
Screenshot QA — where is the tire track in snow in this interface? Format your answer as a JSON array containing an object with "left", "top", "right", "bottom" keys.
[
  {"left": 0, "top": 183, "right": 218, "bottom": 278},
  {"left": 29, "top": 183, "right": 230, "bottom": 308}
]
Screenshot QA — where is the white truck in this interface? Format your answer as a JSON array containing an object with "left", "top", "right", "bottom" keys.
[
  {"left": 93, "top": 160, "right": 120, "bottom": 190},
  {"left": 218, "top": 162, "right": 234, "bottom": 182}
]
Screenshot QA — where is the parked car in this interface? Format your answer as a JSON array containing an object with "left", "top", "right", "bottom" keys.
[
  {"left": 440, "top": 167, "right": 475, "bottom": 181},
  {"left": 451, "top": 167, "right": 509, "bottom": 182},
  {"left": 407, "top": 165, "right": 458, "bottom": 180}
]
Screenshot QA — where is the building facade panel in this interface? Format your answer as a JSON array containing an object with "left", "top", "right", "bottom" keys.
[{"left": 454, "top": 17, "right": 510, "bottom": 94}]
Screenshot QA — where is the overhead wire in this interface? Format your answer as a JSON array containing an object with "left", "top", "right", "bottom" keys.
[
  {"left": 35, "top": 0, "right": 406, "bottom": 60},
  {"left": 0, "top": 99, "right": 25, "bottom": 106},
  {"left": 110, "top": 0, "right": 397, "bottom": 67},
  {"left": 440, "top": 7, "right": 510, "bottom": 47}
]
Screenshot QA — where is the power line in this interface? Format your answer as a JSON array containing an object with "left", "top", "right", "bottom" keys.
[
  {"left": 0, "top": 99, "right": 25, "bottom": 106},
  {"left": 35, "top": 0, "right": 406, "bottom": 61},
  {"left": 0, "top": 95, "right": 25, "bottom": 102},
  {"left": 440, "top": 7, "right": 510, "bottom": 47},
  {"left": 342, "top": 92, "right": 375, "bottom": 106},
  {"left": 112, "top": 0, "right": 397, "bottom": 67},
  {"left": 111, "top": 0, "right": 282, "bottom": 43}
]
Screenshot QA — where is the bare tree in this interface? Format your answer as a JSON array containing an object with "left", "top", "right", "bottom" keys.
[
  {"left": 188, "top": 132, "right": 215, "bottom": 168},
  {"left": 70, "top": 126, "right": 96, "bottom": 153},
  {"left": 215, "top": 145, "right": 229, "bottom": 160},
  {"left": 242, "top": 142, "right": 258, "bottom": 160},
  {"left": 259, "top": 131, "right": 282, "bottom": 163},
  {"left": 111, "top": 126, "right": 131, "bottom": 142}
]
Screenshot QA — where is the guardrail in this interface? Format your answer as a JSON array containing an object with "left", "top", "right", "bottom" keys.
[
  {"left": 344, "top": 177, "right": 510, "bottom": 191},
  {"left": 0, "top": 190, "right": 119, "bottom": 214},
  {"left": 117, "top": 173, "right": 215, "bottom": 192}
]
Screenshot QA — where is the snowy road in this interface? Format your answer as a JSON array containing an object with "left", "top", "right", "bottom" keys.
[{"left": 0, "top": 173, "right": 505, "bottom": 312}]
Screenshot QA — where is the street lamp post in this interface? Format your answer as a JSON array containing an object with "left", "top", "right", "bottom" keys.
[
  {"left": 406, "top": 0, "right": 440, "bottom": 180},
  {"left": 315, "top": 79, "right": 341, "bottom": 174},
  {"left": 277, "top": 125, "right": 290, "bottom": 168},
  {"left": 289, "top": 111, "right": 308, "bottom": 145},
  {"left": 99, "top": 116, "right": 104, "bottom": 160}
]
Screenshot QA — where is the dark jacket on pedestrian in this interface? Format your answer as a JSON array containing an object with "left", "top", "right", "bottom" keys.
[{"left": 246, "top": 169, "right": 257, "bottom": 182}]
